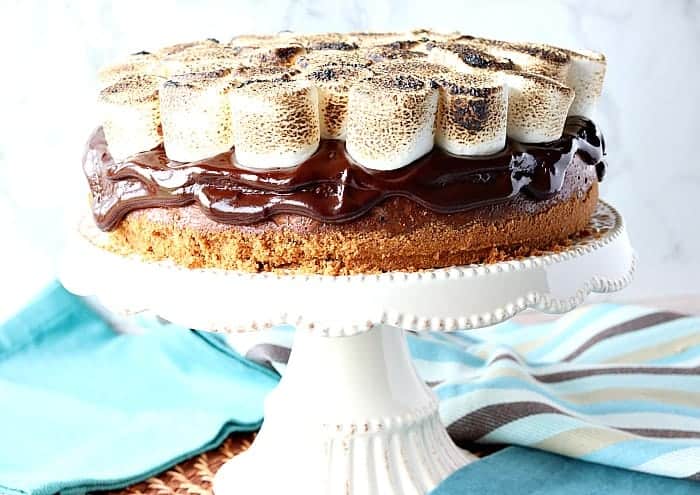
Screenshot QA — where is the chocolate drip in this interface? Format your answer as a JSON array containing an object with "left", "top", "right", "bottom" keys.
[{"left": 84, "top": 117, "right": 606, "bottom": 231}]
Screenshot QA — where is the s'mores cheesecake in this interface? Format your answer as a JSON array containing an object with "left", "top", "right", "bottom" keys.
[{"left": 83, "top": 31, "right": 607, "bottom": 275}]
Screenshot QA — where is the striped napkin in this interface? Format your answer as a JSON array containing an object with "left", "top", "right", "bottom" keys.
[{"left": 227, "top": 304, "right": 700, "bottom": 480}]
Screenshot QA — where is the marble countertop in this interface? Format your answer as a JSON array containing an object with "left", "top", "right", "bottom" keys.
[{"left": 1, "top": 0, "right": 698, "bottom": 319}]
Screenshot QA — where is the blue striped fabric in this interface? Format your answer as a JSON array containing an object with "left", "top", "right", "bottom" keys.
[{"left": 229, "top": 304, "right": 700, "bottom": 480}]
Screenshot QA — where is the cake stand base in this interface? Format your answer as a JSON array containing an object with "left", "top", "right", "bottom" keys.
[{"left": 213, "top": 325, "right": 471, "bottom": 495}]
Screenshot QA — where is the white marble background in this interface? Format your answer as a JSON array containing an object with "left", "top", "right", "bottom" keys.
[{"left": 1, "top": 0, "right": 699, "bottom": 320}]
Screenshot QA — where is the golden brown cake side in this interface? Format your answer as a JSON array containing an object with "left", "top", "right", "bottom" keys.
[{"left": 101, "top": 164, "right": 598, "bottom": 276}]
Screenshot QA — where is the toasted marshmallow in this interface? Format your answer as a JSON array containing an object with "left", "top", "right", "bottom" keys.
[
  {"left": 350, "top": 32, "right": 406, "bottom": 47},
  {"left": 426, "top": 42, "right": 516, "bottom": 72},
  {"left": 455, "top": 37, "right": 572, "bottom": 82},
  {"left": 370, "top": 59, "right": 449, "bottom": 81},
  {"left": 504, "top": 42, "right": 570, "bottom": 82},
  {"left": 159, "top": 69, "right": 235, "bottom": 162},
  {"left": 98, "top": 74, "right": 162, "bottom": 161},
  {"left": 502, "top": 71, "right": 574, "bottom": 142},
  {"left": 363, "top": 44, "right": 428, "bottom": 63},
  {"left": 290, "top": 33, "right": 359, "bottom": 51},
  {"left": 162, "top": 45, "right": 242, "bottom": 77},
  {"left": 296, "top": 49, "right": 370, "bottom": 70},
  {"left": 425, "top": 42, "right": 573, "bottom": 142},
  {"left": 562, "top": 49, "right": 606, "bottom": 118},
  {"left": 229, "top": 33, "right": 280, "bottom": 48},
  {"left": 236, "top": 45, "right": 307, "bottom": 67},
  {"left": 408, "top": 29, "right": 456, "bottom": 42},
  {"left": 232, "top": 64, "right": 300, "bottom": 83},
  {"left": 97, "top": 31, "right": 607, "bottom": 168},
  {"left": 305, "top": 65, "right": 373, "bottom": 139},
  {"left": 433, "top": 73, "right": 507, "bottom": 155},
  {"left": 156, "top": 38, "right": 220, "bottom": 57},
  {"left": 229, "top": 80, "right": 320, "bottom": 169},
  {"left": 97, "top": 52, "right": 166, "bottom": 89},
  {"left": 346, "top": 74, "right": 438, "bottom": 170}
]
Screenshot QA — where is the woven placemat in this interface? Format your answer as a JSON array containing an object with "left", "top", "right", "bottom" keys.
[
  {"left": 112, "top": 433, "right": 256, "bottom": 495},
  {"left": 111, "top": 433, "right": 496, "bottom": 495}
]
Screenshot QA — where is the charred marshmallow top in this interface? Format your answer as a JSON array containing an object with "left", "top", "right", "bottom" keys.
[{"left": 96, "top": 30, "right": 606, "bottom": 170}]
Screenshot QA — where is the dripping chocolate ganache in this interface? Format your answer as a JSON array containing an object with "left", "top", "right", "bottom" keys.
[{"left": 84, "top": 117, "right": 605, "bottom": 231}]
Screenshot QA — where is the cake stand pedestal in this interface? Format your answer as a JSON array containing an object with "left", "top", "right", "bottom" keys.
[{"left": 60, "top": 201, "right": 635, "bottom": 495}]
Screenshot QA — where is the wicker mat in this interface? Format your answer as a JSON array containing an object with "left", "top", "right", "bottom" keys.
[
  {"left": 112, "top": 433, "right": 256, "bottom": 495},
  {"left": 110, "top": 433, "right": 497, "bottom": 495}
]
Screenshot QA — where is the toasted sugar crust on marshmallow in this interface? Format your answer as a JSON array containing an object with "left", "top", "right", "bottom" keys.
[
  {"left": 432, "top": 72, "right": 508, "bottom": 155},
  {"left": 451, "top": 35, "right": 569, "bottom": 63},
  {"left": 290, "top": 33, "right": 359, "bottom": 51},
  {"left": 560, "top": 48, "right": 606, "bottom": 118},
  {"left": 374, "top": 39, "right": 424, "bottom": 51},
  {"left": 295, "top": 49, "right": 371, "bottom": 70},
  {"left": 425, "top": 42, "right": 517, "bottom": 72},
  {"left": 97, "top": 52, "right": 166, "bottom": 89},
  {"left": 97, "top": 31, "right": 606, "bottom": 163},
  {"left": 229, "top": 33, "right": 281, "bottom": 47},
  {"left": 561, "top": 48, "right": 606, "bottom": 63},
  {"left": 348, "top": 30, "right": 450, "bottom": 46},
  {"left": 349, "top": 32, "right": 405, "bottom": 47},
  {"left": 346, "top": 74, "right": 438, "bottom": 170},
  {"left": 363, "top": 45, "right": 428, "bottom": 63},
  {"left": 99, "top": 73, "right": 160, "bottom": 105},
  {"left": 98, "top": 74, "right": 162, "bottom": 161},
  {"left": 408, "top": 28, "right": 458, "bottom": 42},
  {"left": 235, "top": 45, "right": 307, "bottom": 67},
  {"left": 229, "top": 80, "right": 320, "bottom": 169},
  {"left": 455, "top": 36, "right": 572, "bottom": 82},
  {"left": 232, "top": 64, "right": 300, "bottom": 84},
  {"left": 162, "top": 45, "right": 243, "bottom": 76},
  {"left": 156, "top": 39, "right": 220, "bottom": 57},
  {"left": 161, "top": 69, "right": 236, "bottom": 104},
  {"left": 305, "top": 65, "right": 373, "bottom": 139},
  {"left": 503, "top": 71, "right": 574, "bottom": 143},
  {"left": 160, "top": 69, "right": 236, "bottom": 162},
  {"left": 164, "top": 57, "right": 241, "bottom": 77},
  {"left": 370, "top": 59, "right": 450, "bottom": 82}
]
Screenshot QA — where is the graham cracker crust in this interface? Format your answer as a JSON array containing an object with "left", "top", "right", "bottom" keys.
[{"left": 101, "top": 177, "right": 598, "bottom": 276}]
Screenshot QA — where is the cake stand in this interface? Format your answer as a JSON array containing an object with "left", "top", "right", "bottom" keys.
[{"left": 60, "top": 200, "right": 635, "bottom": 495}]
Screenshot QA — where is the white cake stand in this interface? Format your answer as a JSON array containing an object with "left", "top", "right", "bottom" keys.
[{"left": 60, "top": 200, "right": 635, "bottom": 495}]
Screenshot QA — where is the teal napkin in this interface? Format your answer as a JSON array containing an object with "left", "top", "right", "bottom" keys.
[
  {"left": 0, "top": 282, "right": 279, "bottom": 495},
  {"left": 2, "top": 283, "right": 698, "bottom": 494},
  {"left": 430, "top": 447, "right": 700, "bottom": 494}
]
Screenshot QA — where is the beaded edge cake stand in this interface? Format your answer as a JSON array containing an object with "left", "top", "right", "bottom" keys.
[{"left": 60, "top": 200, "right": 635, "bottom": 495}]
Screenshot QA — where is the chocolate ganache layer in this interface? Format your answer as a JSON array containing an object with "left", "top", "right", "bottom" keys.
[{"left": 84, "top": 116, "right": 605, "bottom": 231}]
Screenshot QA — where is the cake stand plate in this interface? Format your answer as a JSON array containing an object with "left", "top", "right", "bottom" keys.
[{"left": 60, "top": 201, "right": 635, "bottom": 495}]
